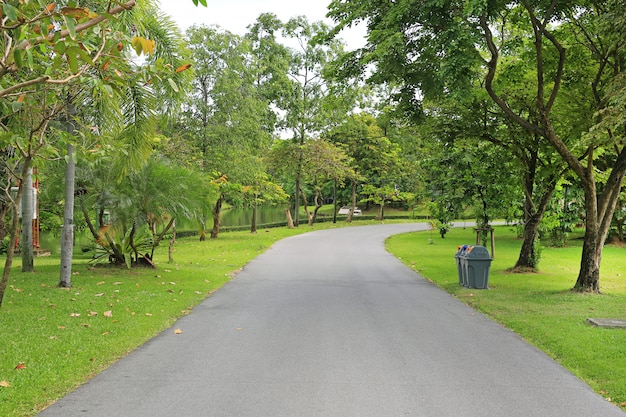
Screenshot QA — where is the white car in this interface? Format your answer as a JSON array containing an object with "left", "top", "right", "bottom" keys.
[{"left": 338, "top": 206, "right": 362, "bottom": 215}]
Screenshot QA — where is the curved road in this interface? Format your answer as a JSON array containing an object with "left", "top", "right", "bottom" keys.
[{"left": 39, "top": 223, "right": 625, "bottom": 417}]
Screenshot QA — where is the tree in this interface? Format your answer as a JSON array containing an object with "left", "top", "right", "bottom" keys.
[
  {"left": 277, "top": 16, "right": 351, "bottom": 225},
  {"left": 184, "top": 25, "right": 273, "bottom": 238},
  {"left": 328, "top": 0, "right": 626, "bottom": 292}
]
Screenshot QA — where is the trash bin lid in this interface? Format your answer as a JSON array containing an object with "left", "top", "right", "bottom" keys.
[{"left": 465, "top": 245, "right": 491, "bottom": 259}]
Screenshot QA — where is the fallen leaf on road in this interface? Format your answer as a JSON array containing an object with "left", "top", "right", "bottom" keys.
[{"left": 174, "top": 329, "right": 183, "bottom": 334}]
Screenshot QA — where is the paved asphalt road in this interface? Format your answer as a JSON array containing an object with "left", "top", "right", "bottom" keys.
[{"left": 39, "top": 223, "right": 625, "bottom": 417}]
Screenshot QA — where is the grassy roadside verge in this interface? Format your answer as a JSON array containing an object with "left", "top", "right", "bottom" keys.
[{"left": 386, "top": 225, "right": 626, "bottom": 410}]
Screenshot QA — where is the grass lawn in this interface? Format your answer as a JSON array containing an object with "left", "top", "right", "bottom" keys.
[{"left": 386, "top": 225, "right": 626, "bottom": 410}]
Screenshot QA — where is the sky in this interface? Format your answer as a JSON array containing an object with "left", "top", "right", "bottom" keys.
[{"left": 157, "top": 0, "right": 366, "bottom": 50}]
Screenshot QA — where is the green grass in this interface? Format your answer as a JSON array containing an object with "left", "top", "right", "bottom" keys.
[{"left": 386, "top": 225, "right": 626, "bottom": 409}]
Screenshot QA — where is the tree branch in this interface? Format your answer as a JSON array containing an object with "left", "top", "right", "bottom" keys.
[{"left": 479, "top": 13, "right": 541, "bottom": 136}]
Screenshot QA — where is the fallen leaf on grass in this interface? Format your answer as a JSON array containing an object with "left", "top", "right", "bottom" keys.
[
  {"left": 88, "top": 311, "right": 98, "bottom": 317},
  {"left": 174, "top": 329, "right": 183, "bottom": 334},
  {"left": 69, "top": 313, "right": 81, "bottom": 317},
  {"left": 0, "top": 381, "right": 10, "bottom": 388},
  {"left": 103, "top": 311, "right": 113, "bottom": 318},
  {"left": 145, "top": 313, "right": 153, "bottom": 316},
  {"left": 97, "top": 281, "right": 105, "bottom": 286},
  {"left": 15, "top": 363, "right": 26, "bottom": 370},
  {"left": 94, "top": 293, "right": 104, "bottom": 297}
]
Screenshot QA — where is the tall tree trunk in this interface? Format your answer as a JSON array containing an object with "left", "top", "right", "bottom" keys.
[
  {"left": 1, "top": 160, "right": 30, "bottom": 306},
  {"left": 0, "top": 203, "right": 21, "bottom": 307},
  {"left": 514, "top": 214, "right": 541, "bottom": 271},
  {"left": 376, "top": 201, "right": 385, "bottom": 221},
  {"left": 210, "top": 195, "right": 224, "bottom": 239},
  {"left": 59, "top": 144, "right": 75, "bottom": 288},
  {"left": 347, "top": 180, "right": 357, "bottom": 223},
  {"left": 285, "top": 208, "right": 294, "bottom": 228},
  {"left": 168, "top": 219, "right": 176, "bottom": 263},
  {"left": 294, "top": 176, "right": 300, "bottom": 227},
  {"left": 128, "top": 222, "right": 138, "bottom": 264},
  {"left": 310, "top": 188, "right": 323, "bottom": 225},
  {"left": 332, "top": 179, "right": 337, "bottom": 224},
  {"left": 514, "top": 178, "right": 557, "bottom": 270},
  {"left": 251, "top": 194, "right": 258, "bottom": 233},
  {"left": 152, "top": 216, "right": 175, "bottom": 259},
  {"left": 80, "top": 199, "right": 100, "bottom": 242},
  {"left": 300, "top": 186, "right": 313, "bottom": 225},
  {"left": 21, "top": 167, "right": 34, "bottom": 272},
  {"left": 573, "top": 149, "right": 626, "bottom": 292}
]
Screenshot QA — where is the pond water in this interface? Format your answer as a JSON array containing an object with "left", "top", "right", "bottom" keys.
[{"left": 220, "top": 206, "right": 288, "bottom": 227}]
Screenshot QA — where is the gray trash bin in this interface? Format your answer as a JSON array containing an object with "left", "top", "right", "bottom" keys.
[
  {"left": 455, "top": 245, "right": 470, "bottom": 286},
  {"left": 465, "top": 245, "right": 492, "bottom": 289}
]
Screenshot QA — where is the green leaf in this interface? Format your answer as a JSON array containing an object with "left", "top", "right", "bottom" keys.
[
  {"left": 13, "top": 50, "right": 23, "bottom": 69},
  {"left": 54, "top": 41, "right": 67, "bottom": 55},
  {"left": 74, "top": 46, "right": 95, "bottom": 67},
  {"left": 168, "top": 78, "right": 179, "bottom": 92},
  {"left": 64, "top": 15, "right": 77, "bottom": 40},
  {"left": 26, "top": 49, "right": 34, "bottom": 69},
  {"left": 67, "top": 53, "right": 78, "bottom": 74},
  {"left": 2, "top": 4, "right": 19, "bottom": 22}
]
